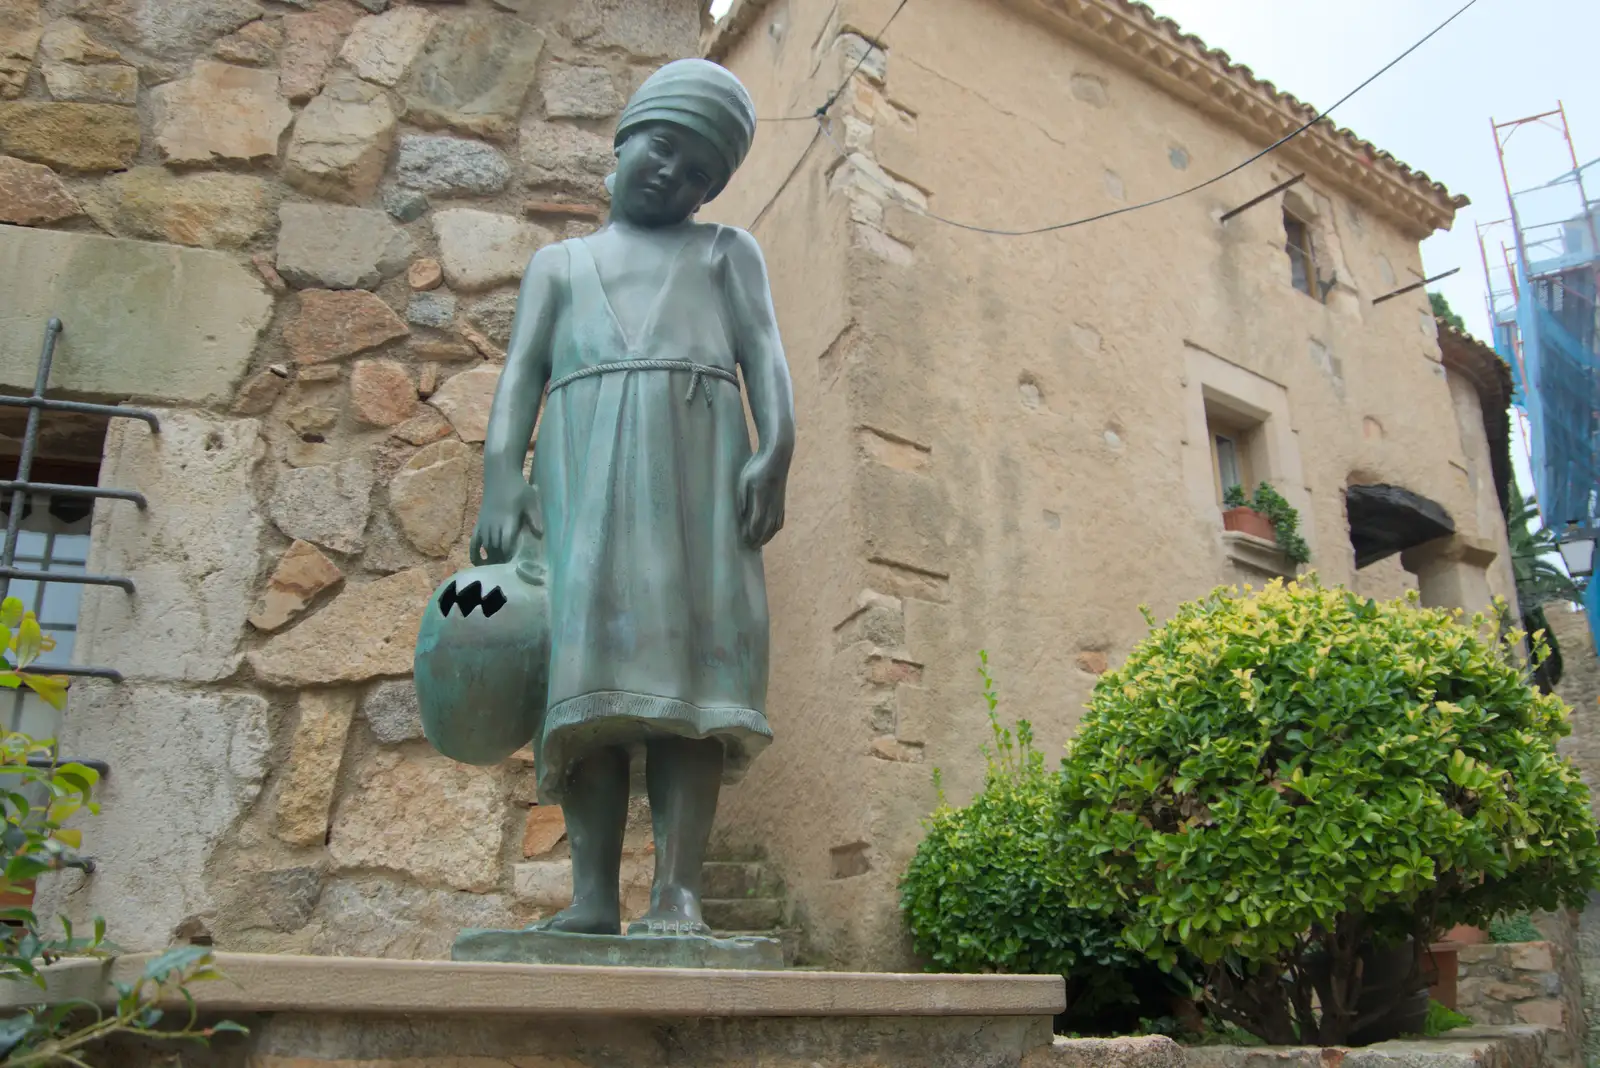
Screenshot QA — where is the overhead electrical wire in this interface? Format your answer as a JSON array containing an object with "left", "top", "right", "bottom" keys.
[
  {"left": 757, "top": 0, "right": 912, "bottom": 123},
  {"left": 750, "top": 0, "right": 1483, "bottom": 235}
]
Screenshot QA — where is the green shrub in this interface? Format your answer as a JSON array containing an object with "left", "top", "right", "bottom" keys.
[
  {"left": 1059, "top": 578, "right": 1600, "bottom": 1045},
  {"left": 900, "top": 655, "right": 1191, "bottom": 1032},
  {"left": 1423, "top": 999, "right": 1472, "bottom": 1037},
  {"left": 1487, "top": 911, "right": 1543, "bottom": 943}
]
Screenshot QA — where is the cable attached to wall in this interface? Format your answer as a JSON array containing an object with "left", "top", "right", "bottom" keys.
[
  {"left": 749, "top": 0, "right": 1483, "bottom": 235},
  {"left": 757, "top": 0, "right": 912, "bottom": 124}
]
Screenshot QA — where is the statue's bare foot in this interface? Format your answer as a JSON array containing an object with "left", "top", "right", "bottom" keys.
[
  {"left": 530, "top": 902, "right": 620, "bottom": 936},
  {"left": 626, "top": 885, "right": 710, "bottom": 937}
]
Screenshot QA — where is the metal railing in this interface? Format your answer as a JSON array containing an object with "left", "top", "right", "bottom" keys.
[{"left": 1, "top": 318, "right": 157, "bottom": 691}]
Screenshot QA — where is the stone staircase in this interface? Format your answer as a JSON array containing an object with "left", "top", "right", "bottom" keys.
[{"left": 700, "top": 853, "right": 801, "bottom": 964}]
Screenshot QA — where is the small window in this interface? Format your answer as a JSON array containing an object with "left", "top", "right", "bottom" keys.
[
  {"left": 0, "top": 494, "right": 92, "bottom": 740},
  {"left": 1208, "top": 411, "right": 1259, "bottom": 506},
  {"left": 1214, "top": 433, "right": 1242, "bottom": 496},
  {"left": 1284, "top": 210, "right": 1315, "bottom": 297}
]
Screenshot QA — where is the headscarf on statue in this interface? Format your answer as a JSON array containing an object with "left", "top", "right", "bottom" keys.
[{"left": 603, "top": 58, "right": 756, "bottom": 201}]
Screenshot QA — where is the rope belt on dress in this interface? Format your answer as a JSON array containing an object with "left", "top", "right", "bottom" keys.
[{"left": 546, "top": 359, "right": 738, "bottom": 407}]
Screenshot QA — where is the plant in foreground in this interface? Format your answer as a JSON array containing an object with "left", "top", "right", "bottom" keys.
[
  {"left": 0, "top": 595, "right": 245, "bottom": 1065},
  {"left": 1, "top": 946, "right": 245, "bottom": 1067},
  {"left": 1060, "top": 578, "right": 1600, "bottom": 1045}
]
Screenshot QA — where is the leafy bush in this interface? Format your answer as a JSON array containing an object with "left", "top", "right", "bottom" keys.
[
  {"left": 0, "top": 596, "right": 244, "bottom": 1066},
  {"left": 1059, "top": 578, "right": 1600, "bottom": 1045},
  {"left": 1486, "top": 911, "right": 1543, "bottom": 943},
  {"left": 900, "top": 655, "right": 1192, "bottom": 1033},
  {"left": 1422, "top": 999, "right": 1472, "bottom": 1037}
]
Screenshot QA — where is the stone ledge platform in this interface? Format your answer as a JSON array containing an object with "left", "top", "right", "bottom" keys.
[
  {"left": 10, "top": 951, "right": 1064, "bottom": 1017},
  {"left": 8, "top": 956, "right": 1551, "bottom": 1068},
  {"left": 9, "top": 952, "right": 1069, "bottom": 1067}
]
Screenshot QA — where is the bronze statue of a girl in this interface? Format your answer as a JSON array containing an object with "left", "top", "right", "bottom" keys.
[{"left": 420, "top": 58, "right": 795, "bottom": 943}]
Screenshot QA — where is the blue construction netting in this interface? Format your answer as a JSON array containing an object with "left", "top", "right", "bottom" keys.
[
  {"left": 1493, "top": 213, "right": 1600, "bottom": 654},
  {"left": 1504, "top": 273, "right": 1600, "bottom": 530}
]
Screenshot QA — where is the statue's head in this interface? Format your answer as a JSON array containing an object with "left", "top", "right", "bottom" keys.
[{"left": 608, "top": 58, "right": 756, "bottom": 227}]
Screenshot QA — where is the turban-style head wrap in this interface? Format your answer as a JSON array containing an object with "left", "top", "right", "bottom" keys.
[{"left": 613, "top": 58, "right": 756, "bottom": 202}]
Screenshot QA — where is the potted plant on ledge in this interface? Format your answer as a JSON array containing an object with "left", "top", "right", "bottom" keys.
[{"left": 1222, "top": 482, "right": 1311, "bottom": 565}]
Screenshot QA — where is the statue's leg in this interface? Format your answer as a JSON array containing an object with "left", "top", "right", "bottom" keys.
[
  {"left": 530, "top": 744, "right": 628, "bottom": 935},
  {"left": 627, "top": 736, "right": 723, "bottom": 936}
]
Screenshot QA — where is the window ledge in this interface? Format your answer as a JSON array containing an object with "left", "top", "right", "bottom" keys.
[{"left": 1222, "top": 531, "right": 1299, "bottom": 579}]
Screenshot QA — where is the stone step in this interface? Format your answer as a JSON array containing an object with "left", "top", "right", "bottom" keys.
[
  {"left": 703, "top": 897, "right": 784, "bottom": 932},
  {"left": 701, "top": 861, "right": 778, "bottom": 900}
]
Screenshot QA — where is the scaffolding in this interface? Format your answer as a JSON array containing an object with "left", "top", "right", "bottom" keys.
[{"left": 1477, "top": 104, "right": 1600, "bottom": 627}]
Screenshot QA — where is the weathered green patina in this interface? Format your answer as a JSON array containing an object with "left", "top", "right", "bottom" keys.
[
  {"left": 414, "top": 58, "right": 795, "bottom": 951},
  {"left": 415, "top": 527, "right": 549, "bottom": 767}
]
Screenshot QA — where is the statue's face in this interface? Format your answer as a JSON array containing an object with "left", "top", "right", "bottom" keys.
[{"left": 612, "top": 122, "right": 729, "bottom": 227}]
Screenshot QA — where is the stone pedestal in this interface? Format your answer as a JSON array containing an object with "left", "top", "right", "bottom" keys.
[
  {"left": 11, "top": 952, "right": 1066, "bottom": 1067},
  {"left": 452, "top": 927, "right": 785, "bottom": 969}
]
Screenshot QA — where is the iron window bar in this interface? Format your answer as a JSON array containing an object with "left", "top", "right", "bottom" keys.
[{"left": 1, "top": 318, "right": 158, "bottom": 697}]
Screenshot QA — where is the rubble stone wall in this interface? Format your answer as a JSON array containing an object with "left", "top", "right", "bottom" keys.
[
  {"left": 1457, "top": 938, "right": 1584, "bottom": 1068},
  {"left": 5, "top": 0, "right": 702, "bottom": 955}
]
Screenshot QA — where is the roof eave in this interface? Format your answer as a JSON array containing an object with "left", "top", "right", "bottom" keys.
[{"left": 706, "top": 0, "right": 1465, "bottom": 239}]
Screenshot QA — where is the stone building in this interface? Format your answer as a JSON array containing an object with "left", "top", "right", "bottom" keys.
[
  {"left": 702, "top": 0, "right": 1520, "bottom": 967},
  {"left": 0, "top": 0, "right": 1519, "bottom": 978}
]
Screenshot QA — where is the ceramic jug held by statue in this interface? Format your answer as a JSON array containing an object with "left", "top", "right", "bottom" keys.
[{"left": 414, "top": 519, "right": 549, "bottom": 766}]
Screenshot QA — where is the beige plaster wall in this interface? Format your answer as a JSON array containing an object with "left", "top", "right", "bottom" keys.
[
  {"left": 1443, "top": 367, "right": 1520, "bottom": 613},
  {"left": 699, "top": 0, "right": 905, "bottom": 962},
  {"left": 710, "top": 0, "right": 1505, "bottom": 968}
]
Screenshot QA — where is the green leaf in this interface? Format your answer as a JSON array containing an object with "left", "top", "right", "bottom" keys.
[
  {"left": 0, "top": 600, "right": 23, "bottom": 630},
  {"left": 13, "top": 618, "right": 41, "bottom": 669},
  {"left": 0, "top": 1012, "right": 34, "bottom": 1055},
  {"left": 20, "top": 673, "right": 67, "bottom": 711},
  {"left": 141, "top": 944, "right": 210, "bottom": 984}
]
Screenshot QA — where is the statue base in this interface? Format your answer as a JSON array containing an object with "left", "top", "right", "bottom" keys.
[{"left": 450, "top": 927, "right": 786, "bottom": 970}]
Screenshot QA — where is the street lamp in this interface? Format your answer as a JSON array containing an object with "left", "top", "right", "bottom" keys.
[{"left": 1557, "top": 529, "right": 1596, "bottom": 579}]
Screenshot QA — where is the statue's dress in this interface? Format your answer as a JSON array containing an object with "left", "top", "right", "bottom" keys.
[{"left": 532, "top": 224, "right": 772, "bottom": 803}]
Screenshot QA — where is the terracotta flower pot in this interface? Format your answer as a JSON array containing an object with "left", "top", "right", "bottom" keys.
[
  {"left": 1222, "top": 506, "right": 1276, "bottom": 541},
  {"left": 1443, "top": 924, "right": 1487, "bottom": 945}
]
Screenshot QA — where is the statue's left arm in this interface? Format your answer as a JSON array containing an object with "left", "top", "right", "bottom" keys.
[{"left": 723, "top": 226, "right": 796, "bottom": 549}]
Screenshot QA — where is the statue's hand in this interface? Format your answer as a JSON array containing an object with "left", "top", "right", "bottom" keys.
[
  {"left": 470, "top": 475, "right": 543, "bottom": 565},
  {"left": 737, "top": 451, "right": 788, "bottom": 549}
]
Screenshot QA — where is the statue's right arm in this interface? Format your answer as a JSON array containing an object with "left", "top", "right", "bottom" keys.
[
  {"left": 473, "top": 244, "right": 564, "bottom": 562},
  {"left": 484, "top": 244, "right": 562, "bottom": 481}
]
